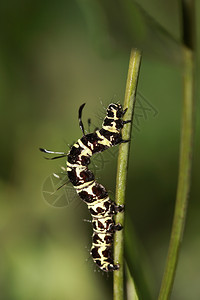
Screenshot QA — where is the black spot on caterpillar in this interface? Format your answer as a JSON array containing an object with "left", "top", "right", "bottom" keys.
[{"left": 40, "top": 103, "right": 131, "bottom": 272}]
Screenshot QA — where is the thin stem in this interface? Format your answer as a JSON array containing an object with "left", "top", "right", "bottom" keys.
[
  {"left": 125, "top": 262, "right": 139, "bottom": 300},
  {"left": 125, "top": 216, "right": 154, "bottom": 300},
  {"left": 158, "top": 0, "right": 195, "bottom": 298},
  {"left": 113, "top": 49, "right": 142, "bottom": 300},
  {"left": 158, "top": 46, "right": 195, "bottom": 299}
]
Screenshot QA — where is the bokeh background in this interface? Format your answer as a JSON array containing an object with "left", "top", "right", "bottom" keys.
[{"left": 0, "top": 1, "right": 199, "bottom": 299}]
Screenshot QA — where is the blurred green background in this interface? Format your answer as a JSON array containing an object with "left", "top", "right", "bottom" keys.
[{"left": 0, "top": 1, "right": 199, "bottom": 299}]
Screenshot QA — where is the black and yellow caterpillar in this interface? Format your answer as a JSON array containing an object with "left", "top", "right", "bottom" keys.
[{"left": 40, "top": 103, "right": 130, "bottom": 272}]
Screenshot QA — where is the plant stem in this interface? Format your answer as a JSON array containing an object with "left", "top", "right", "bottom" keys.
[
  {"left": 158, "top": 46, "right": 195, "bottom": 300},
  {"left": 125, "top": 262, "right": 139, "bottom": 300},
  {"left": 125, "top": 216, "right": 154, "bottom": 300},
  {"left": 113, "top": 49, "right": 142, "bottom": 300},
  {"left": 158, "top": 0, "right": 195, "bottom": 298}
]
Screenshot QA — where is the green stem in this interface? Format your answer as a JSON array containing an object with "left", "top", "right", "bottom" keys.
[
  {"left": 158, "top": 0, "right": 195, "bottom": 297},
  {"left": 158, "top": 46, "right": 195, "bottom": 299},
  {"left": 125, "top": 262, "right": 139, "bottom": 300},
  {"left": 125, "top": 216, "right": 154, "bottom": 300},
  {"left": 113, "top": 49, "right": 142, "bottom": 300}
]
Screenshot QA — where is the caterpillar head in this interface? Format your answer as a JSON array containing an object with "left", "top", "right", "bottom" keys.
[
  {"left": 107, "top": 103, "right": 124, "bottom": 119},
  {"left": 102, "top": 103, "right": 125, "bottom": 133}
]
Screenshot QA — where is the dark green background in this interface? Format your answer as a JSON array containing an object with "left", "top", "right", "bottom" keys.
[{"left": 0, "top": 1, "right": 199, "bottom": 299}]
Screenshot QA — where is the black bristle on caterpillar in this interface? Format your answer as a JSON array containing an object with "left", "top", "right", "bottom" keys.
[{"left": 40, "top": 103, "right": 130, "bottom": 272}]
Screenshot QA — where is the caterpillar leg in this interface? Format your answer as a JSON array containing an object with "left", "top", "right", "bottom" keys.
[
  {"left": 114, "top": 204, "right": 124, "bottom": 213},
  {"left": 122, "top": 108, "right": 128, "bottom": 115},
  {"left": 123, "top": 120, "right": 131, "bottom": 125},
  {"left": 114, "top": 223, "right": 123, "bottom": 231},
  {"left": 107, "top": 263, "right": 120, "bottom": 272},
  {"left": 121, "top": 139, "right": 131, "bottom": 143}
]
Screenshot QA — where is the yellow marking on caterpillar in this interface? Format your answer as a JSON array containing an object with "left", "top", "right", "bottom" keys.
[
  {"left": 77, "top": 139, "right": 93, "bottom": 157},
  {"left": 66, "top": 161, "right": 87, "bottom": 170},
  {"left": 102, "top": 125, "right": 118, "bottom": 133},
  {"left": 96, "top": 131, "right": 112, "bottom": 146},
  {"left": 74, "top": 180, "right": 95, "bottom": 191}
]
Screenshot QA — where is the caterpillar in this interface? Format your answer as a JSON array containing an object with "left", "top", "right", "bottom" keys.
[{"left": 40, "top": 103, "right": 130, "bottom": 272}]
